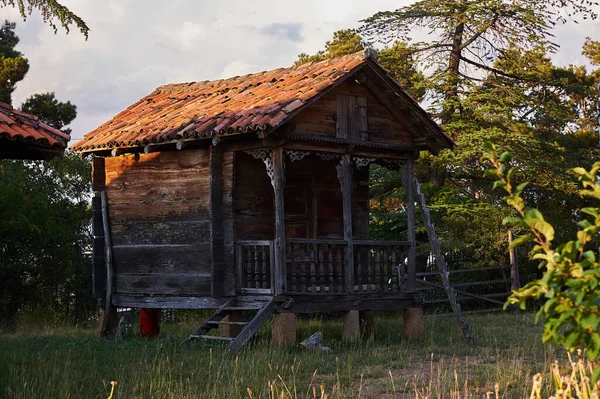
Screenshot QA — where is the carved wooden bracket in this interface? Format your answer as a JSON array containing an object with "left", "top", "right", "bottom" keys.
[
  {"left": 285, "top": 150, "right": 310, "bottom": 162},
  {"left": 354, "top": 157, "right": 376, "bottom": 169},
  {"left": 335, "top": 156, "right": 353, "bottom": 188},
  {"left": 245, "top": 149, "right": 276, "bottom": 187}
]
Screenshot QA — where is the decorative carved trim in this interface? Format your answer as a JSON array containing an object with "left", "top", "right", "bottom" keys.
[
  {"left": 335, "top": 163, "right": 344, "bottom": 186},
  {"left": 316, "top": 153, "right": 341, "bottom": 162},
  {"left": 335, "top": 156, "right": 353, "bottom": 187},
  {"left": 245, "top": 149, "right": 276, "bottom": 187},
  {"left": 354, "top": 157, "right": 376, "bottom": 169},
  {"left": 245, "top": 149, "right": 270, "bottom": 161},
  {"left": 285, "top": 150, "right": 310, "bottom": 162}
]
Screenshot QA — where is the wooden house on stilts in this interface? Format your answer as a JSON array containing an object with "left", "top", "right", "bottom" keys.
[{"left": 72, "top": 50, "right": 454, "bottom": 350}]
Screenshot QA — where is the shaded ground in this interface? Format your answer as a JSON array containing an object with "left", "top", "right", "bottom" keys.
[{"left": 0, "top": 312, "right": 562, "bottom": 398}]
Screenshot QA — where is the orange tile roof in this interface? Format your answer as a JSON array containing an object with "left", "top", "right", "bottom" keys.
[
  {"left": 0, "top": 101, "right": 70, "bottom": 159},
  {"left": 72, "top": 52, "right": 371, "bottom": 152}
]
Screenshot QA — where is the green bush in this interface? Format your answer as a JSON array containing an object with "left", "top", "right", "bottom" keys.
[{"left": 482, "top": 142, "right": 600, "bottom": 381}]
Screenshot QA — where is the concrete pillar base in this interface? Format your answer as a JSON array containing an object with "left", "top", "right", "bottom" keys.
[
  {"left": 272, "top": 313, "right": 296, "bottom": 346},
  {"left": 343, "top": 310, "right": 360, "bottom": 341},
  {"left": 359, "top": 310, "right": 375, "bottom": 337},
  {"left": 219, "top": 311, "right": 244, "bottom": 338},
  {"left": 403, "top": 307, "right": 424, "bottom": 338}
]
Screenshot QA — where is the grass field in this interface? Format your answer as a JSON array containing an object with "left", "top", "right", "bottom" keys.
[{"left": 0, "top": 312, "right": 565, "bottom": 398}]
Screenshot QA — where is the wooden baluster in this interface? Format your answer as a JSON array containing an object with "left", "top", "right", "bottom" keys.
[
  {"left": 365, "top": 247, "right": 372, "bottom": 291},
  {"left": 385, "top": 247, "right": 393, "bottom": 291},
  {"left": 375, "top": 246, "right": 381, "bottom": 292},
  {"left": 254, "top": 245, "right": 261, "bottom": 288},
  {"left": 309, "top": 245, "right": 317, "bottom": 293},
  {"left": 246, "top": 247, "right": 253, "bottom": 288},
  {"left": 335, "top": 247, "right": 343, "bottom": 292},
  {"left": 300, "top": 245, "right": 307, "bottom": 293},
  {"left": 317, "top": 244, "right": 326, "bottom": 293},
  {"left": 355, "top": 247, "right": 362, "bottom": 291},
  {"left": 391, "top": 247, "right": 398, "bottom": 291},
  {"left": 327, "top": 244, "right": 334, "bottom": 292},
  {"left": 261, "top": 245, "right": 268, "bottom": 289},
  {"left": 288, "top": 242, "right": 297, "bottom": 292}
]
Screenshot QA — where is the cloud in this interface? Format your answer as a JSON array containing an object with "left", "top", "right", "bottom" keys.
[
  {"left": 260, "top": 23, "right": 303, "bottom": 42},
  {"left": 5, "top": 0, "right": 598, "bottom": 142}
]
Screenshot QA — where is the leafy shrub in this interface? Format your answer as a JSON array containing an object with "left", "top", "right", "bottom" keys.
[{"left": 481, "top": 142, "right": 600, "bottom": 381}]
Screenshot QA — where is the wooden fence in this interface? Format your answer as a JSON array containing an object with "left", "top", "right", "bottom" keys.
[{"left": 417, "top": 264, "right": 516, "bottom": 315}]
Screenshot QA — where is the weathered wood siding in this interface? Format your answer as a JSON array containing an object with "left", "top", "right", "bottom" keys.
[
  {"left": 288, "top": 79, "right": 413, "bottom": 146},
  {"left": 105, "top": 150, "right": 212, "bottom": 298}
]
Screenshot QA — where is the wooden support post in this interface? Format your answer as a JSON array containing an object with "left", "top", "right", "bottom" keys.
[
  {"left": 219, "top": 312, "right": 244, "bottom": 338},
  {"left": 272, "top": 313, "right": 296, "bottom": 345},
  {"left": 272, "top": 148, "right": 287, "bottom": 294},
  {"left": 508, "top": 230, "right": 520, "bottom": 291},
  {"left": 339, "top": 154, "right": 355, "bottom": 292},
  {"left": 343, "top": 310, "right": 360, "bottom": 341},
  {"left": 403, "top": 308, "right": 424, "bottom": 338},
  {"left": 100, "top": 190, "right": 117, "bottom": 339},
  {"left": 405, "top": 159, "right": 416, "bottom": 291},
  {"left": 210, "top": 146, "right": 226, "bottom": 297}
]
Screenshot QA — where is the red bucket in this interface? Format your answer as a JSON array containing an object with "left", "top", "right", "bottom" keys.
[{"left": 139, "top": 308, "right": 160, "bottom": 337}]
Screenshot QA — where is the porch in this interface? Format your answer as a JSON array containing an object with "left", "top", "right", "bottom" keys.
[{"left": 233, "top": 146, "right": 419, "bottom": 302}]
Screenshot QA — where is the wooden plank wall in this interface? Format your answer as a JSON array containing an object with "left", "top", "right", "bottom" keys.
[
  {"left": 105, "top": 150, "right": 212, "bottom": 298},
  {"left": 289, "top": 79, "right": 414, "bottom": 146},
  {"left": 234, "top": 152, "right": 275, "bottom": 240}
]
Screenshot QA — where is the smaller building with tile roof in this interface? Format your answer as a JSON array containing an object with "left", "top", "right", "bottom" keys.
[
  {"left": 74, "top": 50, "right": 454, "bottom": 347},
  {"left": 0, "top": 102, "right": 70, "bottom": 160}
]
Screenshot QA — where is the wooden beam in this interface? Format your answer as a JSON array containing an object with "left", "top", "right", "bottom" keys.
[
  {"left": 210, "top": 145, "right": 226, "bottom": 297},
  {"left": 272, "top": 147, "right": 287, "bottom": 294},
  {"left": 405, "top": 159, "right": 416, "bottom": 291},
  {"left": 100, "top": 191, "right": 116, "bottom": 338},
  {"left": 340, "top": 154, "right": 355, "bottom": 293}
]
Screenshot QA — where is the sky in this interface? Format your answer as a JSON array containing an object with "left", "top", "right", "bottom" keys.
[{"left": 3, "top": 0, "right": 600, "bottom": 142}]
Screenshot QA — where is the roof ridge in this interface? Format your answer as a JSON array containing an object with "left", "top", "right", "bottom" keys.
[{"left": 154, "top": 50, "right": 368, "bottom": 95}]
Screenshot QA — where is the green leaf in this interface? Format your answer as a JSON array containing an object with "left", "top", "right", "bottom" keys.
[
  {"left": 493, "top": 181, "right": 506, "bottom": 190},
  {"left": 500, "top": 152, "right": 512, "bottom": 163},
  {"left": 525, "top": 209, "right": 544, "bottom": 220},
  {"left": 503, "top": 217, "right": 521, "bottom": 225},
  {"left": 482, "top": 142, "right": 494, "bottom": 151},
  {"left": 524, "top": 218, "right": 555, "bottom": 242},
  {"left": 516, "top": 182, "right": 528, "bottom": 192},
  {"left": 509, "top": 234, "right": 533, "bottom": 249}
]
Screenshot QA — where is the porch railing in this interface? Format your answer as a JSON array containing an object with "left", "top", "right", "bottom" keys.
[
  {"left": 235, "top": 240, "right": 274, "bottom": 294},
  {"left": 353, "top": 240, "right": 410, "bottom": 293},
  {"left": 286, "top": 239, "right": 347, "bottom": 294},
  {"left": 235, "top": 239, "right": 412, "bottom": 295}
]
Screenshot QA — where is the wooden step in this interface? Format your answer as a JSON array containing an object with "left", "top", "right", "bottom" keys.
[
  {"left": 221, "top": 306, "right": 261, "bottom": 311},
  {"left": 206, "top": 321, "right": 249, "bottom": 326},
  {"left": 189, "top": 334, "right": 234, "bottom": 341}
]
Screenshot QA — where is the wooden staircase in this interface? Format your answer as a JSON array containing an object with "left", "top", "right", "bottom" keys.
[{"left": 185, "top": 297, "right": 277, "bottom": 352}]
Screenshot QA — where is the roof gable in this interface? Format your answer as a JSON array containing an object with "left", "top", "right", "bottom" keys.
[{"left": 71, "top": 50, "right": 453, "bottom": 154}]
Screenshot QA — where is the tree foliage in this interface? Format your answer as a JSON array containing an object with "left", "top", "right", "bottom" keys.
[
  {"left": 0, "top": 153, "right": 93, "bottom": 329},
  {"left": 21, "top": 92, "right": 76, "bottom": 133},
  {"left": 483, "top": 142, "right": 600, "bottom": 380},
  {"left": 0, "top": 20, "right": 28, "bottom": 104},
  {"left": 0, "top": 0, "right": 89, "bottom": 38},
  {"left": 360, "top": 0, "right": 598, "bottom": 122}
]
